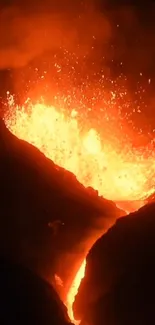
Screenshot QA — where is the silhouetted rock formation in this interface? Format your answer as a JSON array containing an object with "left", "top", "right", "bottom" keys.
[
  {"left": 74, "top": 202, "right": 155, "bottom": 325},
  {"left": 0, "top": 119, "right": 124, "bottom": 301},
  {"left": 0, "top": 258, "right": 72, "bottom": 325}
]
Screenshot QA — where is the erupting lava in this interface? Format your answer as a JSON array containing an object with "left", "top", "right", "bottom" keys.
[{"left": 5, "top": 94, "right": 155, "bottom": 202}]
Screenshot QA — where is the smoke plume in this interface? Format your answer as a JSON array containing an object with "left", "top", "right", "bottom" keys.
[{"left": 0, "top": 1, "right": 111, "bottom": 69}]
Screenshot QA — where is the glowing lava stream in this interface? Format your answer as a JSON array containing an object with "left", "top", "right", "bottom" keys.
[{"left": 66, "top": 259, "right": 86, "bottom": 323}]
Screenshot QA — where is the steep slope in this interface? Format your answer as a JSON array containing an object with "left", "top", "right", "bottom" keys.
[
  {"left": 74, "top": 202, "right": 155, "bottom": 325},
  {"left": 0, "top": 119, "right": 124, "bottom": 300}
]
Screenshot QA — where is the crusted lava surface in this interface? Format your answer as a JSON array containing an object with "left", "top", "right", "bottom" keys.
[
  {"left": 0, "top": 119, "right": 124, "bottom": 301},
  {"left": 73, "top": 202, "right": 155, "bottom": 325}
]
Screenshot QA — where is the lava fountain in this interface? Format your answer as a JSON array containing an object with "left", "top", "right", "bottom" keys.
[{"left": 5, "top": 94, "right": 155, "bottom": 202}]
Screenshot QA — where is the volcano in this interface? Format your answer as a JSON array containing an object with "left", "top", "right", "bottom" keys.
[
  {"left": 0, "top": 116, "right": 155, "bottom": 325},
  {"left": 0, "top": 118, "right": 125, "bottom": 323}
]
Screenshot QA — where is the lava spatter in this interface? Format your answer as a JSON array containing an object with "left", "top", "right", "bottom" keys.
[{"left": 5, "top": 93, "right": 155, "bottom": 201}]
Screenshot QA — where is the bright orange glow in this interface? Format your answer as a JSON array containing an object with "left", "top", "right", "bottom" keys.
[
  {"left": 5, "top": 94, "right": 155, "bottom": 202},
  {"left": 66, "top": 259, "right": 86, "bottom": 323}
]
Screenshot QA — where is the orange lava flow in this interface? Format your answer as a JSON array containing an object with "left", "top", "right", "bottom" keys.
[{"left": 66, "top": 259, "right": 86, "bottom": 324}]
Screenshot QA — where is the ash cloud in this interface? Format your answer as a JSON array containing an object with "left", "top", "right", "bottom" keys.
[
  {"left": 0, "top": 1, "right": 111, "bottom": 69},
  {"left": 0, "top": 0, "right": 154, "bottom": 78},
  {"left": 0, "top": 0, "right": 155, "bottom": 75}
]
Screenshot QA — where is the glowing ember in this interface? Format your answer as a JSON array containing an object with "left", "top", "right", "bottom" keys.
[
  {"left": 66, "top": 259, "right": 86, "bottom": 323},
  {"left": 5, "top": 94, "right": 155, "bottom": 201}
]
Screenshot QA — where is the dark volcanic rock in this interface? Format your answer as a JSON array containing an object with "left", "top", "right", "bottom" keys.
[
  {"left": 0, "top": 258, "right": 72, "bottom": 325},
  {"left": 0, "top": 119, "right": 124, "bottom": 301},
  {"left": 74, "top": 202, "right": 155, "bottom": 325}
]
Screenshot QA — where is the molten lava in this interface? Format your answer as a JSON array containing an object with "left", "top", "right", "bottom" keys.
[{"left": 66, "top": 259, "right": 86, "bottom": 324}]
